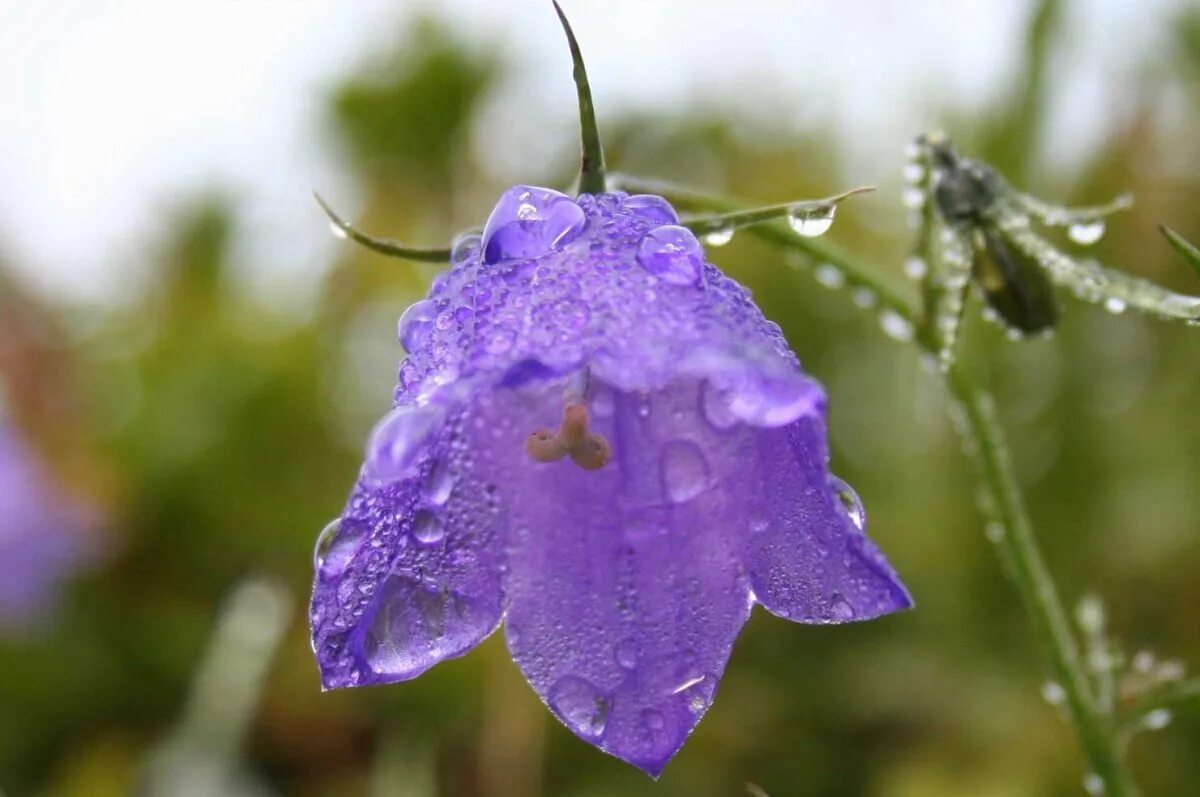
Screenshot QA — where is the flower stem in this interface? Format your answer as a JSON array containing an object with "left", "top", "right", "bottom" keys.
[
  {"left": 620, "top": 175, "right": 1141, "bottom": 795},
  {"left": 314, "top": 193, "right": 453, "bottom": 262}
]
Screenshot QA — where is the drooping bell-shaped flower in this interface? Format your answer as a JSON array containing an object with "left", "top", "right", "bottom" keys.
[
  {"left": 310, "top": 3, "right": 910, "bottom": 776},
  {"left": 0, "top": 420, "right": 93, "bottom": 630}
]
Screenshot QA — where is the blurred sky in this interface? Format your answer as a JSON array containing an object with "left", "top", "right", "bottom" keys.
[{"left": 0, "top": 0, "right": 1177, "bottom": 306}]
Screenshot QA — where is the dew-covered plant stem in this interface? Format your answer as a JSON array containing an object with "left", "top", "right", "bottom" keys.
[{"left": 618, "top": 175, "right": 1140, "bottom": 796}]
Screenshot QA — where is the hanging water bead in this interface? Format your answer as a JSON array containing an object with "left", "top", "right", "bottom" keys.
[
  {"left": 1067, "top": 220, "right": 1106, "bottom": 246},
  {"left": 701, "top": 225, "right": 735, "bottom": 246},
  {"left": 787, "top": 204, "right": 836, "bottom": 238},
  {"left": 481, "top": 185, "right": 587, "bottom": 264},
  {"left": 636, "top": 226, "right": 706, "bottom": 287},
  {"left": 828, "top": 476, "right": 865, "bottom": 531}
]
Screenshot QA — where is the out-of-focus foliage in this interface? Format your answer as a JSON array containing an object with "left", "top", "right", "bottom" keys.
[{"left": 2, "top": 7, "right": 1199, "bottom": 797}]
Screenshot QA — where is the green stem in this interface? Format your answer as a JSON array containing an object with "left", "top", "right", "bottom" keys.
[
  {"left": 314, "top": 193, "right": 452, "bottom": 263},
  {"left": 552, "top": 1, "right": 606, "bottom": 195},
  {"left": 682, "top": 186, "right": 874, "bottom": 238},
  {"left": 1160, "top": 225, "right": 1200, "bottom": 277},
  {"left": 620, "top": 175, "right": 1140, "bottom": 795}
]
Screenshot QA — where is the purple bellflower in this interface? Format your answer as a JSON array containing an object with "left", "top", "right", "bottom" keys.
[
  {"left": 0, "top": 420, "right": 92, "bottom": 631},
  {"left": 310, "top": 4, "right": 911, "bottom": 776}
]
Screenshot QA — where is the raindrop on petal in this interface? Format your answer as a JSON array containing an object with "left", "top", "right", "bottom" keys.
[
  {"left": 481, "top": 185, "right": 586, "bottom": 264},
  {"left": 660, "top": 440, "right": 711, "bottom": 503},
  {"left": 700, "top": 381, "right": 739, "bottom": 431},
  {"left": 366, "top": 403, "right": 445, "bottom": 483},
  {"left": 636, "top": 225, "right": 705, "bottom": 287},
  {"left": 314, "top": 518, "right": 364, "bottom": 580},
  {"left": 423, "top": 459, "right": 456, "bottom": 506},
  {"left": 548, "top": 676, "right": 612, "bottom": 739},
  {"left": 398, "top": 299, "right": 438, "bottom": 353},
  {"left": 828, "top": 476, "right": 866, "bottom": 531},
  {"left": 787, "top": 204, "right": 836, "bottom": 238},
  {"left": 1068, "top": 220, "right": 1106, "bottom": 246},
  {"left": 623, "top": 194, "right": 680, "bottom": 226},
  {"left": 412, "top": 509, "right": 446, "bottom": 544}
]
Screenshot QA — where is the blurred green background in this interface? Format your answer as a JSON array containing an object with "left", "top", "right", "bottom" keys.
[{"left": 2, "top": 1, "right": 1199, "bottom": 795}]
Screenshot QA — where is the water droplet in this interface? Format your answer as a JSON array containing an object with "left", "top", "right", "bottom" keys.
[
  {"left": 422, "top": 462, "right": 454, "bottom": 508},
  {"left": 623, "top": 194, "right": 680, "bottom": 225},
  {"left": 1041, "top": 681, "right": 1066, "bottom": 706},
  {"left": 902, "top": 187, "right": 926, "bottom": 209},
  {"left": 787, "top": 204, "right": 835, "bottom": 238},
  {"left": 1103, "top": 297, "right": 1127, "bottom": 315},
  {"left": 480, "top": 185, "right": 586, "bottom": 264},
  {"left": 1142, "top": 708, "right": 1172, "bottom": 731},
  {"left": 903, "top": 162, "right": 925, "bottom": 183},
  {"left": 329, "top": 221, "right": 349, "bottom": 239},
  {"left": 828, "top": 476, "right": 865, "bottom": 531},
  {"left": 700, "top": 381, "right": 739, "bottom": 431},
  {"left": 985, "top": 522, "right": 1005, "bottom": 543},
  {"left": 1083, "top": 773, "right": 1105, "bottom": 795},
  {"left": 412, "top": 509, "right": 446, "bottom": 544},
  {"left": 1075, "top": 594, "right": 1105, "bottom": 635},
  {"left": 366, "top": 404, "right": 445, "bottom": 483},
  {"left": 636, "top": 225, "right": 705, "bottom": 286},
  {"left": 1068, "top": 220, "right": 1105, "bottom": 245},
  {"left": 548, "top": 676, "right": 611, "bottom": 739},
  {"left": 451, "top": 233, "right": 481, "bottom": 264},
  {"left": 314, "top": 518, "right": 364, "bottom": 579},
  {"left": 614, "top": 637, "right": 639, "bottom": 669},
  {"left": 701, "top": 225, "right": 734, "bottom": 246},
  {"left": 641, "top": 708, "right": 665, "bottom": 731},
  {"left": 660, "top": 440, "right": 710, "bottom": 503},
  {"left": 903, "top": 256, "right": 927, "bottom": 280},
  {"left": 852, "top": 287, "right": 877, "bottom": 308},
  {"left": 397, "top": 299, "right": 438, "bottom": 353},
  {"left": 814, "top": 263, "right": 845, "bottom": 289},
  {"left": 828, "top": 592, "right": 855, "bottom": 621},
  {"left": 879, "top": 310, "right": 914, "bottom": 342}
]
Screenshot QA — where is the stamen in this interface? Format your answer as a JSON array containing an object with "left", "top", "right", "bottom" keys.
[{"left": 523, "top": 377, "right": 613, "bottom": 470}]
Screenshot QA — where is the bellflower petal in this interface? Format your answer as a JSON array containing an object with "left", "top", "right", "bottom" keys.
[{"left": 311, "top": 188, "right": 912, "bottom": 773}]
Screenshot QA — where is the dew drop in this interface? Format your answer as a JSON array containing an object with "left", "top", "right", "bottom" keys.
[
  {"left": 1142, "top": 708, "right": 1172, "bottom": 731},
  {"left": 701, "top": 225, "right": 734, "bottom": 247},
  {"left": 902, "top": 187, "right": 926, "bottom": 209},
  {"left": 641, "top": 708, "right": 665, "bottom": 731},
  {"left": 828, "top": 476, "right": 866, "bottom": 531},
  {"left": 828, "top": 592, "right": 856, "bottom": 621},
  {"left": 397, "top": 299, "right": 438, "bottom": 353},
  {"left": 623, "top": 194, "right": 680, "bottom": 226},
  {"left": 1083, "top": 773, "right": 1105, "bottom": 796},
  {"left": 879, "top": 309, "right": 914, "bottom": 342},
  {"left": 787, "top": 204, "right": 836, "bottom": 238},
  {"left": 852, "top": 287, "right": 877, "bottom": 308},
  {"left": 451, "top": 233, "right": 482, "bottom": 264},
  {"left": 548, "top": 676, "right": 611, "bottom": 739},
  {"left": 412, "top": 509, "right": 446, "bottom": 544},
  {"left": 903, "top": 162, "right": 925, "bottom": 183},
  {"left": 366, "top": 403, "right": 445, "bottom": 483},
  {"left": 314, "top": 518, "right": 364, "bottom": 579},
  {"left": 660, "top": 440, "right": 710, "bottom": 503},
  {"left": 1103, "top": 297, "right": 1127, "bottom": 315},
  {"left": 1068, "top": 220, "right": 1105, "bottom": 245},
  {"left": 329, "top": 221, "right": 349, "bottom": 240},
  {"left": 1041, "top": 680, "right": 1066, "bottom": 706},
  {"left": 480, "top": 185, "right": 586, "bottom": 264},
  {"left": 814, "top": 263, "right": 845, "bottom": 289},
  {"left": 636, "top": 225, "right": 705, "bottom": 286},
  {"left": 614, "top": 637, "right": 639, "bottom": 669},
  {"left": 700, "top": 381, "right": 739, "bottom": 431},
  {"left": 903, "top": 256, "right": 928, "bottom": 280}
]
